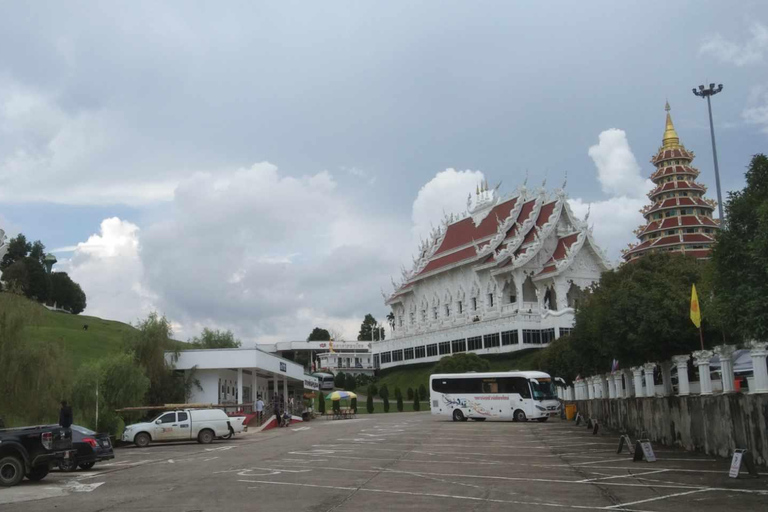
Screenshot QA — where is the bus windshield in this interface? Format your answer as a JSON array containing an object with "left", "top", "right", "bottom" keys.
[{"left": 529, "top": 379, "right": 557, "bottom": 401}]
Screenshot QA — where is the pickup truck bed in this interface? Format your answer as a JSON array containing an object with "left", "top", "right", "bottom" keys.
[{"left": 0, "top": 424, "right": 75, "bottom": 487}]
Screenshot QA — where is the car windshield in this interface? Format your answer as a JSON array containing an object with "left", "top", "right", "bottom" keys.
[
  {"left": 529, "top": 379, "right": 557, "bottom": 400},
  {"left": 72, "top": 425, "right": 95, "bottom": 435}
]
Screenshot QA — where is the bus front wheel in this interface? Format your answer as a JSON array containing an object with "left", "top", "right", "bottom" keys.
[
  {"left": 452, "top": 409, "right": 465, "bottom": 422},
  {"left": 513, "top": 409, "right": 527, "bottom": 422}
]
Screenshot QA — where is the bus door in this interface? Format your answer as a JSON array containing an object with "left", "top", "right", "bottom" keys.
[{"left": 509, "top": 377, "right": 533, "bottom": 417}]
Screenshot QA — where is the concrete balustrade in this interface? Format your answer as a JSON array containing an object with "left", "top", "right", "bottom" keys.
[
  {"left": 714, "top": 344, "right": 736, "bottom": 393},
  {"left": 692, "top": 350, "right": 714, "bottom": 395},
  {"left": 600, "top": 374, "right": 609, "bottom": 398},
  {"left": 631, "top": 367, "right": 644, "bottom": 397},
  {"left": 613, "top": 372, "right": 624, "bottom": 399},
  {"left": 672, "top": 354, "right": 690, "bottom": 396},
  {"left": 607, "top": 373, "right": 616, "bottom": 398},
  {"left": 747, "top": 341, "right": 768, "bottom": 394},
  {"left": 643, "top": 363, "right": 656, "bottom": 397}
]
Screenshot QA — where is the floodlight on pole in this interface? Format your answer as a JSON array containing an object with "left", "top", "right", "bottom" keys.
[{"left": 692, "top": 83, "right": 725, "bottom": 222}]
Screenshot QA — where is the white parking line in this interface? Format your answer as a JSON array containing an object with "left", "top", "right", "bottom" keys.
[{"left": 605, "top": 489, "right": 712, "bottom": 509}]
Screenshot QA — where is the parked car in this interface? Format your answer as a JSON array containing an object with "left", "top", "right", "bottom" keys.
[
  {"left": 58, "top": 425, "right": 114, "bottom": 471},
  {"left": 0, "top": 424, "right": 74, "bottom": 487},
  {"left": 121, "top": 409, "right": 231, "bottom": 447}
]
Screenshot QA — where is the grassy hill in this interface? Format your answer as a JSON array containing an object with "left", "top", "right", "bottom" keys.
[
  {"left": 374, "top": 348, "right": 543, "bottom": 394},
  {"left": 2, "top": 293, "right": 139, "bottom": 368}
]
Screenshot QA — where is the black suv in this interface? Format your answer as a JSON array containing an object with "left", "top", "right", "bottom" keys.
[{"left": 0, "top": 424, "right": 75, "bottom": 487}]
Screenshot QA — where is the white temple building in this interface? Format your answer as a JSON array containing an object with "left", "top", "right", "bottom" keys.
[{"left": 373, "top": 180, "right": 611, "bottom": 369}]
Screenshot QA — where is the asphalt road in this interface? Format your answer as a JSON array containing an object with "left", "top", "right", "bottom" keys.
[{"left": 2, "top": 412, "right": 767, "bottom": 511}]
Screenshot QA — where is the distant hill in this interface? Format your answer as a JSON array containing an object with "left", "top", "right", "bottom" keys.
[
  {"left": 374, "top": 349, "right": 543, "bottom": 394},
  {"left": 3, "top": 293, "right": 156, "bottom": 369}
]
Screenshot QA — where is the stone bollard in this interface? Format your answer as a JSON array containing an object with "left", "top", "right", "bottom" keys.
[
  {"left": 632, "top": 367, "right": 645, "bottom": 398},
  {"left": 714, "top": 345, "right": 736, "bottom": 393},
  {"left": 747, "top": 341, "right": 768, "bottom": 394},
  {"left": 660, "top": 361, "right": 674, "bottom": 396},
  {"left": 672, "top": 355, "right": 691, "bottom": 396},
  {"left": 692, "top": 350, "right": 714, "bottom": 395},
  {"left": 643, "top": 363, "right": 656, "bottom": 397},
  {"left": 613, "top": 372, "right": 624, "bottom": 399},
  {"left": 607, "top": 373, "right": 616, "bottom": 399}
]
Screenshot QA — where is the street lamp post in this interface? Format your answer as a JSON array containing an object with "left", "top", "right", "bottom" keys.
[{"left": 692, "top": 83, "right": 725, "bottom": 222}]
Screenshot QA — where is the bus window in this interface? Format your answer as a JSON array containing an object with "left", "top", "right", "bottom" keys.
[
  {"left": 530, "top": 378, "right": 557, "bottom": 400},
  {"left": 512, "top": 377, "right": 531, "bottom": 398},
  {"left": 482, "top": 379, "right": 498, "bottom": 393}
]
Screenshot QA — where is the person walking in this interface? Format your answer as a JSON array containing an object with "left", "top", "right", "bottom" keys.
[
  {"left": 273, "top": 395, "right": 281, "bottom": 428},
  {"left": 255, "top": 396, "right": 264, "bottom": 425},
  {"left": 59, "top": 400, "right": 73, "bottom": 429}
]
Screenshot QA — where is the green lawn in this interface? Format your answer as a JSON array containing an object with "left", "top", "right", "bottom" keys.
[{"left": 3, "top": 293, "right": 140, "bottom": 368}]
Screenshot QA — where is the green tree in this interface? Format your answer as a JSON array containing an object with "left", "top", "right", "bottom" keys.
[
  {"left": 29, "top": 240, "right": 46, "bottom": 264},
  {"left": 413, "top": 394, "right": 420, "bottom": 411},
  {"left": 433, "top": 353, "right": 491, "bottom": 374},
  {"left": 383, "top": 396, "right": 390, "bottom": 412},
  {"left": 0, "top": 234, "right": 30, "bottom": 271},
  {"left": 126, "top": 312, "right": 185, "bottom": 405},
  {"left": 395, "top": 388, "right": 404, "bottom": 412},
  {"left": 344, "top": 373, "right": 357, "bottom": 392},
  {"left": 22, "top": 257, "right": 50, "bottom": 303},
  {"left": 711, "top": 154, "right": 768, "bottom": 341},
  {"left": 358, "top": 313, "right": 384, "bottom": 341},
  {"left": 334, "top": 371, "right": 346, "bottom": 388},
  {"left": 318, "top": 392, "right": 326, "bottom": 414},
  {"left": 1, "top": 260, "right": 29, "bottom": 294},
  {"left": 369, "top": 383, "right": 378, "bottom": 397},
  {"left": 50, "top": 272, "right": 87, "bottom": 314},
  {"left": 189, "top": 328, "right": 241, "bottom": 348},
  {"left": 406, "top": 387, "right": 414, "bottom": 400},
  {"left": 307, "top": 327, "right": 331, "bottom": 341},
  {"left": 366, "top": 392, "right": 374, "bottom": 413},
  {"left": 418, "top": 384, "right": 427, "bottom": 400}
]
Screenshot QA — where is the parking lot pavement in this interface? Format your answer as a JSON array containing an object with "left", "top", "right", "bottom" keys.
[{"left": 3, "top": 413, "right": 768, "bottom": 511}]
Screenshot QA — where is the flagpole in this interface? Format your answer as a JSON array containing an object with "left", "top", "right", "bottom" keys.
[{"left": 698, "top": 326, "right": 705, "bottom": 351}]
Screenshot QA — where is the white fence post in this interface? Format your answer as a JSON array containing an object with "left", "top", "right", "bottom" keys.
[
  {"left": 714, "top": 345, "right": 736, "bottom": 393},
  {"left": 692, "top": 350, "right": 714, "bottom": 395},
  {"left": 672, "top": 355, "right": 691, "bottom": 396}
]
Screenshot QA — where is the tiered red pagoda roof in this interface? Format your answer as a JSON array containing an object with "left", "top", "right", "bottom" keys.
[{"left": 623, "top": 103, "right": 720, "bottom": 262}]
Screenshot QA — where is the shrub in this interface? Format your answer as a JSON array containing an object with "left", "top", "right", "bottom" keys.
[
  {"left": 383, "top": 396, "right": 390, "bottom": 412},
  {"left": 334, "top": 372, "right": 346, "bottom": 388},
  {"left": 433, "top": 352, "right": 491, "bottom": 374},
  {"left": 407, "top": 387, "right": 414, "bottom": 400},
  {"left": 345, "top": 373, "right": 357, "bottom": 392},
  {"left": 319, "top": 392, "right": 326, "bottom": 414},
  {"left": 369, "top": 383, "right": 378, "bottom": 397},
  {"left": 396, "top": 391, "right": 404, "bottom": 412},
  {"left": 379, "top": 384, "right": 389, "bottom": 400},
  {"left": 413, "top": 394, "right": 420, "bottom": 412},
  {"left": 366, "top": 393, "right": 374, "bottom": 413},
  {"left": 418, "top": 384, "right": 427, "bottom": 400},
  {"left": 351, "top": 397, "right": 358, "bottom": 413},
  {"left": 394, "top": 387, "right": 402, "bottom": 399}
]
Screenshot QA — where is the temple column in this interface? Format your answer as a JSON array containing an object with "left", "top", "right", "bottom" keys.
[
  {"left": 714, "top": 345, "right": 736, "bottom": 393},
  {"left": 237, "top": 368, "right": 243, "bottom": 405},
  {"left": 672, "top": 355, "right": 690, "bottom": 396},
  {"left": 643, "top": 363, "right": 656, "bottom": 397},
  {"left": 613, "top": 372, "right": 624, "bottom": 399},
  {"left": 601, "top": 374, "right": 610, "bottom": 398},
  {"left": 592, "top": 376, "right": 601, "bottom": 399},
  {"left": 585, "top": 378, "right": 593, "bottom": 400},
  {"left": 607, "top": 374, "right": 616, "bottom": 399},
  {"left": 747, "top": 341, "right": 768, "bottom": 394},
  {"left": 693, "top": 350, "right": 714, "bottom": 395},
  {"left": 660, "top": 361, "right": 674, "bottom": 396},
  {"left": 632, "top": 367, "right": 645, "bottom": 397},
  {"left": 283, "top": 377, "right": 289, "bottom": 408}
]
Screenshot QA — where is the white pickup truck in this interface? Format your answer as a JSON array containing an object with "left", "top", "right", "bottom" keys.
[{"left": 122, "top": 409, "right": 231, "bottom": 447}]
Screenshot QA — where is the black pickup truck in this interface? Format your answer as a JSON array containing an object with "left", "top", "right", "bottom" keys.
[{"left": 0, "top": 424, "right": 75, "bottom": 487}]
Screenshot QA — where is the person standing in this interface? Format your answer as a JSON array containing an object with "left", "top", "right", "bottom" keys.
[
  {"left": 59, "top": 401, "right": 73, "bottom": 429},
  {"left": 273, "top": 395, "right": 281, "bottom": 428},
  {"left": 255, "top": 396, "right": 264, "bottom": 425}
]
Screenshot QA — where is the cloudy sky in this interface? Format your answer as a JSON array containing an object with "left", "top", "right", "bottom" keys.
[{"left": 1, "top": 1, "right": 767, "bottom": 343}]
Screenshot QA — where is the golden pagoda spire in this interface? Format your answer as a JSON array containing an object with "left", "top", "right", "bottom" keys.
[{"left": 662, "top": 101, "right": 680, "bottom": 149}]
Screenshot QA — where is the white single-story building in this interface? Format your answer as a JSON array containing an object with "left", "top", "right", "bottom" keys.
[{"left": 168, "top": 348, "right": 319, "bottom": 410}]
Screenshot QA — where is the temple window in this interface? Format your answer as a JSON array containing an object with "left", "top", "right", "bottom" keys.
[
  {"left": 471, "top": 297, "right": 477, "bottom": 311},
  {"left": 410, "top": 312, "right": 415, "bottom": 325},
  {"left": 487, "top": 293, "right": 494, "bottom": 307},
  {"left": 433, "top": 306, "right": 438, "bottom": 320},
  {"left": 445, "top": 304, "right": 451, "bottom": 317},
  {"left": 458, "top": 300, "right": 463, "bottom": 314},
  {"left": 421, "top": 309, "right": 427, "bottom": 322}
]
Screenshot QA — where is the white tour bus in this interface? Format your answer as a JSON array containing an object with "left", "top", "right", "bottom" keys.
[{"left": 430, "top": 370, "right": 560, "bottom": 422}]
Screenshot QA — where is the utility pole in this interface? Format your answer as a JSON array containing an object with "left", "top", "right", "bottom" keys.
[{"left": 692, "top": 83, "right": 725, "bottom": 222}]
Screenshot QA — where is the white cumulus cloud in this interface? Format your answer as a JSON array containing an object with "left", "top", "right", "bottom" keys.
[
  {"left": 699, "top": 22, "right": 768, "bottom": 66},
  {"left": 411, "top": 168, "right": 485, "bottom": 242},
  {"left": 742, "top": 85, "right": 768, "bottom": 135},
  {"left": 569, "top": 129, "right": 653, "bottom": 262}
]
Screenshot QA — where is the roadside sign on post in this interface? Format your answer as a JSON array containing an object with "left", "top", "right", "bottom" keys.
[{"left": 633, "top": 439, "right": 655, "bottom": 462}]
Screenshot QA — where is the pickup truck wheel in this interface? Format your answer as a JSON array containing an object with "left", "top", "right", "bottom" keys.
[
  {"left": 79, "top": 462, "right": 95, "bottom": 470},
  {"left": 27, "top": 465, "right": 50, "bottom": 481},
  {"left": 197, "top": 429, "right": 214, "bottom": 444},
  {"left": 134, "top": 432, "right": 151, "bottom": 448},
  {"left": 0, "top": 455, "right": 24, "bottom": 487}
]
